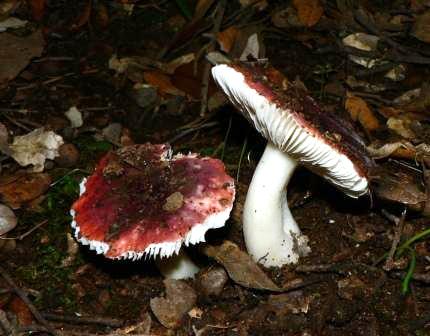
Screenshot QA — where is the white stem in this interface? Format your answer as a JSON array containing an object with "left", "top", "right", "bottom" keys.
[
  {"left": 155, "top": 249, "right": 200, "bottom": 279},
  {"left": 243, "top": 142, "right": 310, "bottom": 267}
]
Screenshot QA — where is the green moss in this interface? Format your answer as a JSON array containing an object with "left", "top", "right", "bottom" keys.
[{"left": 16, "top": 172, "right": 86, "bottom": 312}]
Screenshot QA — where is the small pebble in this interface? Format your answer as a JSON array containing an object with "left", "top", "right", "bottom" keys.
[
  {"left": 198, "top": 266, "right": 228, "bottom": 297},
  {"left": 150, "top": 279, "right": 197, "bottom": 329},
  {"left": 55, "top": 143, "right": 80, "bottom": 167}
]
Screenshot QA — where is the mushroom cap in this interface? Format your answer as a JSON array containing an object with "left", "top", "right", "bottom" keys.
[
  {"left": 212, "top": 62, "right": 373, "bottom": 197},
  {"left": 71, "top": 143, "right": 235, "bottom": 260}
]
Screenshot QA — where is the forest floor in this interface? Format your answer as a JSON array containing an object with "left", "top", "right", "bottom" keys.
[{"left": 0, "top": 1, "right": 429, "bottom": 335}]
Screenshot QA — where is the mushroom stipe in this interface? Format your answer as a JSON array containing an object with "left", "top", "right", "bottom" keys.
[{"left": 212, "top": 61, "right": 374, "bottom": 267}]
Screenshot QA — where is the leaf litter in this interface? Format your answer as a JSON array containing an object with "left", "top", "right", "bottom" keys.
[{"left": 0, "top": 1, "right": 430, "bottom": 335}]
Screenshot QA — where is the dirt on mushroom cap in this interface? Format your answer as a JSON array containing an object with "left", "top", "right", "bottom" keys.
[{"left": 71, "top": 143, "right": 235, "bottom": 259}]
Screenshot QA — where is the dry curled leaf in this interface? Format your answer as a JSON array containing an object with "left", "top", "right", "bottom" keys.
[
  {"left": 367, "top": 141, "right": 416, "bottom": 159},
  {"left": 412, "top": 10, "right": 430, "bottom": 43},
  {"left": 372, "top": 162, "right": 426, "bottom": 206},
  {"left": 203, "top": 240, "right": 282, "bottom": 291},
  {"left": 9, "top": 296, "right": 34, "bottom": 326},
  {"left": 386, "top": 117, "right": 416, "bottom": 140},
  {"left": 0, "top": 30, "right": 44, "bottom": 86},
  {"left": 9, "top": 128, "right": 64, "bottom": 172},
  {"left": 216, "top": 26, "right": 239, "bottom": 53},
  {"left": 0, "top": 172, "right": 51, "bottom": 209},
  {"left": 345, "top": 93, "right": 380, "bottom": 131},
  {"left": 143, "top": 70, "right": 186, "bottom": 97},
  {"left": 293, "top": 0, "right": 323, "bottom": 27}
]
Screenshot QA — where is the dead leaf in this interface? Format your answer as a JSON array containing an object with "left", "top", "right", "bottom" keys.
[
  {"left": 9, "top": 296, "right": 34, "bottom": 326},
  {"left": 387, "top": 117, "right": 416, "bottom": 140},
  {"left": 367, "top": 141, "right": 416, "bottom": 159},
  {"left": 378, "top": 106, "right": 402, "bottom": 118},
  {"left": 342, "top": 33, "right": 379, "bottom": 51},
  {"left": 393, "top": 88, "right": 422, "bottom": 106},
  {"left": 402, "top": 83, "right": 430, "bottom": 113},
  {"left": 239, "top": 33, "right": 261, "bottom": 61},
  {"left": 345, "top": 93, "right": 380, "bottom": 131},
  {"left": 216, "top": 26, "right": 239, "bottom": 53},
  {"left": 0, "top": 203, "right": 17, "bottom": 235},
  {"left": 239, "top": 0, "right": 268, "bottom": 10},
  {"left": 64, "top": 106, "right": 83, "bottom": 128},
  {"left": 71, "top": 0, "right": 92, "bottom": 31},
  {"left": 9, "top": 128, "right": 64, "bottom": 172},
  {"left": 193, "top": 0, "right": 216, "bottom": 20},
  {"left": 27, "top": 0, "right": 46, "bottom": 21},
  {"left": 412, "top": 10, "right": 430, "bottom": 43},
  {"left": 0, "top": 0, "right": 18, "bottom": 19},
  {"left": 372, "top": 162, "right": 426, "bottom": 206},
  {"left": 0, "top": 122, "right": 11, "bottom": 155},
  {"left": 267, "top": 291, "right": 311, "bottom": 315},
  {"left": 202, "top": 241, "right": 282, "bottom": 291},
  {"left": 150, "top": 279, "right": 197, "bottom": 329},
  {"left": 0, "top": 172, "right": 51, "bottom": 209},
  {"left": 293, "top": 0, "right": 324, "bottom": 27},
  {"left": 95, "top": 2, "right": 109, "bottom": 29},
  {"left": 161, "top": 53, "right": 195, "bottom": 74},
  {"left": 0, "top": 30, "right": 44, "bottom": 86},
  {"left": 143, "top": 71, "right": 186, "bottom": 97},
  {"left": 0, "top": 17, "right": 28, "bottom": 31},
  {"left": 271, "top": 7, "right": 301, "bottom": 28}
]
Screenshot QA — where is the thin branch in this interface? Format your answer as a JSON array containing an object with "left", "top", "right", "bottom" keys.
[
  {"left": 383, "top": 208, "right": 407, "bottom": 271},
  {"left": 41, "top": 313, "right": 123, "bottom": 328},
  {"left": 0, "top": 265, "right": 58, "bottom": 336},
  {"left": 200, "top": 0, "right": 227, "bottom": 117}
]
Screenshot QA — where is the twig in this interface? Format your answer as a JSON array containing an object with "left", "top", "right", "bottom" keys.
[
  {"left": 0, "top": 265, "right": 58, "bottom": 336},
  {"left": 383, "top": 208, "right": 407, "bottom": 271},
  {"left": 168, "top": 121, "right": 219, "bottom": 143},
  {"left": 41, "top": 313, "right": 123, "bottom": 328},
  {"left": 0, "top": 220, "right": 48, "bottom": 241},
  {"left": 2, "top": 114, "right": 32, "bottom": 131},
  {"left": 0, "top": 309, "right": 17, "bottom": 336},
  {"left": 199, "top": 0, "right": 227, "bottom": 117},
  {"left": 295, "top": 263, "right": 338, "bottom": 273},
  {"left": 236, "top": 135, "right": 248, "bottom": 182}
]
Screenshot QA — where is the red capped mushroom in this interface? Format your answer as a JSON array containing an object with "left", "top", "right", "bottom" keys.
[
  {"left": 71, "top": 143, "right": 235, "bottom": 279},
  {"left": 212, "top": 61, "right": 374, "bottom": 267}
]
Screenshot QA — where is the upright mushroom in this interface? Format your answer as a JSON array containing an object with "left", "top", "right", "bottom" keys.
[
  {"left": 71, "top": 143, "right": 235, "bottom": 279},
  {"left": 212, "top": 61, "right": 373, "bottom": 267}
]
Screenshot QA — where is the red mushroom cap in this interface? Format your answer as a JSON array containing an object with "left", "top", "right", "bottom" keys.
[{"left": 71, "top": 143, "right": 235, "bottom": 260}]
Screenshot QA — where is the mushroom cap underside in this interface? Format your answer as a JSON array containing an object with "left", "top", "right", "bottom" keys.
[{"left": 212, "top": 62, "right": 374, "bottom": 197}]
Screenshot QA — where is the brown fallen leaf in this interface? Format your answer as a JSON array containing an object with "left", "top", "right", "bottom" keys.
[
  {"left": 412, "top": 10, "right": 430, "bottom": 43},
  {"left": 216, "top": 26, "right": 239, "bottom": 53},
  {"left": 202, "top": 240, "right": 282, "bottom": 291},
  {"left": 0, "top": 172, "right": 51, "bottom": 209},
  {"left": 402, "top": 82, "right": 430, "bottom": 113},
  {"left": 293, "top": 0, "right": 324, "bottom": 27},
  {"left": 143, "top": 70, "right": 186, "bottom": 97},
  {"left": 371, "top": 162, "right": 426, "bottom": 206},
  {"left": 367, "top": 141, "right": 416, "bottom": 160},
  {"left": 71, "top": 0, "right": 92, "bottom": 31},
  {"left": 386, "top": 117, "right": 416, "bottom": 140},
  {"left": 150, "top": 279, "right": 197, "bottom": 329},
  {"left": 28, "top": 0, "right": 46, "bottom": 21},
  {"left": 345, "top": 93, "right": 380, "bottom": 131},
  {"left": 94, "top": 2, "right": 109, "bottom": 29},
  {"left": 0, "top": 0, "right": 18, "bottom": 19},
  {"left": 9, "top": 296, "right": 34, "bottom": 326},
  {"left": 0, "top": 30, "right": 44, "bottom": 86}
]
